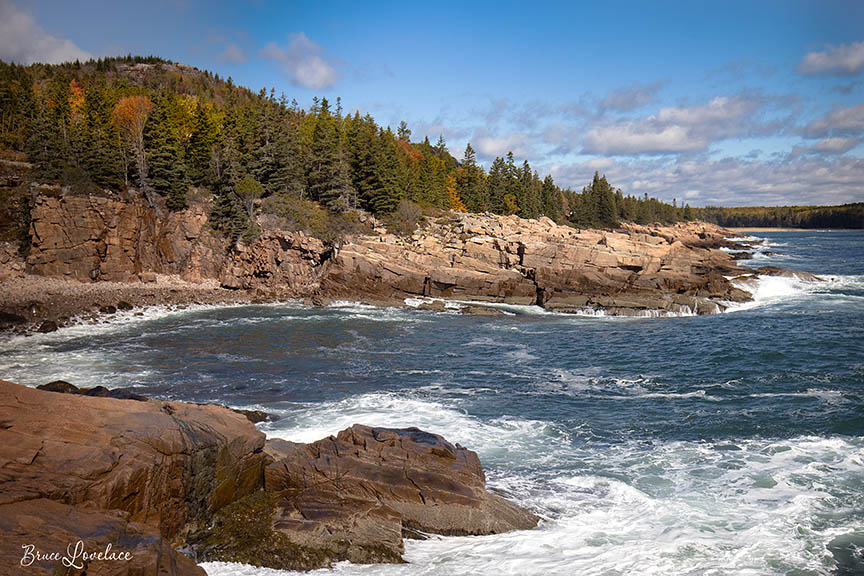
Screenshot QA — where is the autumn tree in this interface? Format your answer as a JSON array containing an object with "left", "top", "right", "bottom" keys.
[{"left": 112, "top": 95, "right": 152, "bottom": 189}]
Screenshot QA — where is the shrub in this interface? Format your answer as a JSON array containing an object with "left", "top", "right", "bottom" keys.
[
  {"left": 384, "top": 200, "right": 423, "bottom": 236},
  {"left": 261, "top": 195, "right": 371, "bottom": 244}
]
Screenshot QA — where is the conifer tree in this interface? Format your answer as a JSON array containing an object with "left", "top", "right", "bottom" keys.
[
  {"left": 187, "top": 100, "right": 217, "bottom": 186},
  {"left": 307, "top": 97, "right": 339, "bottom": 204},
  {"left": 144, "top": 93, "right": 188, "bottom": 210},
  {"left": 81, "top": 87, "right": 124, "bottom": 189}
]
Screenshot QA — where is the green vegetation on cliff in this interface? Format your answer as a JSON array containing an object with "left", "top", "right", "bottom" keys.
[{"left": 0, "top": 55, "right": 691, "bottom": 241}]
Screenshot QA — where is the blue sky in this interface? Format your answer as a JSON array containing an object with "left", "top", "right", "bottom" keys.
[{"left": 1, "top": 0, "right": 863, "bottom": 206}]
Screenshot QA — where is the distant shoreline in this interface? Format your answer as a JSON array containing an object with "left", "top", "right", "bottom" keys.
[{"left": 726, "top": 227, "right": 856, "bottom": 232}]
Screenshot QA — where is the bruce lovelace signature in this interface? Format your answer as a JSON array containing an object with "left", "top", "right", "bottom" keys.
[{"left": 20, "top": 541, "right": 133, "bottom": 569}]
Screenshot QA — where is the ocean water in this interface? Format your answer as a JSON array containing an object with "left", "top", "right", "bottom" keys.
[{"left": 2, "top": 231, "right": 863, "bottom": 575}]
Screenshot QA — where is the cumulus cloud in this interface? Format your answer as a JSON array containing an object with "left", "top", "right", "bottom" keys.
[
  {"left": 219, "top": 43, "right": 247, "bottom": 63},
  {"left": 259, "top": 32, "right": 339, "bottom": 90},
  {"left": 790, "top": 137, "right": 860, "bottom": 157},
  {"left": 549, "top": 155, "right": 864, "bottom": 206},
  {"left": 801, "top": 103, "right": 864, "bottom": 138},
  {"left": 600, "top": 82, "right": 662, "bottom": 112},
  {"left": 798, "top": 41, "right": 864, "bottom": 76},
  {"left": 583, "top": 95, "right": 766, "bottom": 155},
  {"left": 0, "top": 0, "right": 90, "bottom": 64},
  {"left": 473, "top": 131, "right": 532, "bottom": 158}
]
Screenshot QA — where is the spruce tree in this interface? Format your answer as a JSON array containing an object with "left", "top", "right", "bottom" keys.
[
  {"left": 307, "top": 98, "right": 339, "bottom": 204},
  {"left": 81, "top": 86, "right": 124, "bottom": 189},
  {"left": 144, "top": 94, "right": 188, "bottom": 210},
  {"left": 187, "top": 100, "right": 217, "bottom": 186}
]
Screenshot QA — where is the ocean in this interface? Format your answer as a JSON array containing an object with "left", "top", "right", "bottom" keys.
[{"left": 2, "top": 230, "right": 863, "bottom": 575}]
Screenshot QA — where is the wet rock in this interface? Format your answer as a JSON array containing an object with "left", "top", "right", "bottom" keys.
[
  {"left": 0, "top": 310, "right": 27, "bottom": 330},
  {"left": 36, "top": 319, "right": 58, "bottom": 333},
  {"left": 754, "top": 266, "right": 822, "bottom": 282},
  {"left": 233, "top": 425, "right": 540, "bottom": 569},
  {"left": 0, "top": 499, "right": 205, "bottom": 576},
  {"left": 417, "top": 300, "right": 447, "bottom": 312},
  {"left": 461, "top": 304, "right": 508, "bottom": 316},
  {"left": 81, "top": 385, "right": 112, "bottom": 397},
  {"left": 117, "top": 300, "right": 134, "bottom": 311},
  {"left": 108, "top": 388, "right": 149, "bottom": 401},
  {"left": 36, "top": 380, "right": 79, "bottom": 394},
  {"left": 232, "top": 408, "right": 272, "bottom": 424},
  {"left": 99, "top": 304, "right": 118, "bottom": 314}
]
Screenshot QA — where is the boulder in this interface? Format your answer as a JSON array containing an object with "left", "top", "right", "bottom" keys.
[
  {"left": 0, "top": 380, "right": 267, "bottom": 574},
  {"left": 36, "top": 319, "right": 58, "bottom": 333},
  {"left": 0, "top": 310, "right": 26, "bottom": 331},
  {"left": 36, "top": 380, "right": 79, "bottom": 394},
  {"left": 194, "top": 425, "right": 538, "bottom": 570}
]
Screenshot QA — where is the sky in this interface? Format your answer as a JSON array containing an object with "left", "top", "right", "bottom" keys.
[{"left": 1, "top": 0, "right": 863, "bottom": 206}]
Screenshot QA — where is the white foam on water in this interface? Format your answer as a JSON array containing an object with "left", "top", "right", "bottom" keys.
[
  {"left": 202, "top": 416, "right": 864, "bottom": 576},
  {"left": 258, "top": 392, "right": 568, "bottom": 468},
  {"left": 327, "top": 300, "right": 436, "bottom": 323},
  {"left": 724, "top": 273, "right": 835, "bottom": 313}
]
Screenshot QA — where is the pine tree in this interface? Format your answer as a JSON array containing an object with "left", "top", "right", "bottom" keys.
[
  {"left": 187, "top": 99, "right": 217, "bottom": 186},
  {"left": 26, "top": 97, "right": 66, "bottom": 181},
  {"left": 81, "top": 86, "right": 124, "bottom": 189},
  {"left": 458, "top": 143, "right": 487, "bottom": 212},
  {"left": 144, "top": 93, "right": 188, "bottom": 210},
  {"left": 307, "top": 97, "right": 340, "bottom": 204},
  {"left": 397, "top": 120, "right": 411, "bottom": 142},
  {"left": 541, "top": 175, "right": 562, "bottom": 222}
]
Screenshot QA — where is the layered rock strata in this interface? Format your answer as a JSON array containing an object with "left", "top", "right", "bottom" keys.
[{"left": 324, "top": 213, "right": 753, "bottom": 315}]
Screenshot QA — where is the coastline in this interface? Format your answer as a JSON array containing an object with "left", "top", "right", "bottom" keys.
[
  {"left": 725, "top": 226, "right": 849, "bottom": 232},
  {"left": 0, "top": 216, "right": 808, "bottom": 334}
]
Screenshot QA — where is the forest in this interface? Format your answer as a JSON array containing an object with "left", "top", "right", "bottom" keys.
[
  {"left": 695, "top": 204, "right": 863, "bottom": 229},
  {"left": 1, "top": 56, "right": 699, "bottom": 243}
]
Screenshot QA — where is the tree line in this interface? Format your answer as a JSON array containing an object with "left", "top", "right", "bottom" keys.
[
  {"left": 0, "top": 56, "right": 692, "bottom": 243},
  {"left": 695, "top": 204, "right": 863, "bottom": 229}
]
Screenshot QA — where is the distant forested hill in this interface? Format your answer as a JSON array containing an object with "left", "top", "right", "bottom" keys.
[{"left": 694, "top": 204, "right": 864, "bottom": 229}]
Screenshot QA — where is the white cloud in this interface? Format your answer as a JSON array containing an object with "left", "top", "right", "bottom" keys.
[
  {"left": 549, "top": 155, "right": 864, "bottom": 206},
  {"left": 0, "top": 0, "right": 90, "bottom": 64},
  {"left": 798, "top": 41, "right": 864, "bottom": 76},
  {"left": 600, "top": 82, "right": 662, "bottom": 112},
  {"left": 791, "top": 137, "right": 860, "bottom": 157},
  {"left": 259, "top": 32, "right": 339, "bottom": 90},
  {"left": 219, "top": 43, "right": 247, "bottom": 63},
  {"left": 583, "top": 96, "right": 765, "bottom": 155},
  {"left": 473, "top": 131, "right": 531, "bottom": 158},
  {"left": 801, "top": 103, "right": 864, "bottom": 138},
  {"left": 583, "top": 123, "right": 699, "bottom": 154}
]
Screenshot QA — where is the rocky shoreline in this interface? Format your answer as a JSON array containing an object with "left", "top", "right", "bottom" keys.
[
  {"left": 0, "top": 186, "right": 816, "bottom": 334},
  {"left": 0, "top": 379, "right": 537, "bottom": 574}
]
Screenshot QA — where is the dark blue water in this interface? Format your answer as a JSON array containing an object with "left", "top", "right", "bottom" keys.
[{"left": 2, "top": 231, "right": 863, "bottom": 575}]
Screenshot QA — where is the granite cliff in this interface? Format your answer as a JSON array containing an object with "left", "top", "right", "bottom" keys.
[{"left": 0, "top": 185, "right": 771, "bottom": 328}]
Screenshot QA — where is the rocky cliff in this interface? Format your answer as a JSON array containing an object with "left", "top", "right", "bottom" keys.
[
  {"left": 25, "top": 186, "right": 328, "bottom": 295},
  {"left": 325, "top": 213, "right": 752, "bottom": 315},
  {"left": 3, "top": 186, "right": 769, "bottom": 323}
]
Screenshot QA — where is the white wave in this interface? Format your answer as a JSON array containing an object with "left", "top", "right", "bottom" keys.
[
  {"left": 403, "top": 297, "right": 463, "bottom": 310},
  {"left": 326, "top": 300, "right": 435, "bottom": 322},
  {"left": 727, "top": 234, "right": 765, "bottom": 244},
  {"left": 725, "top": 273, "right": 822, "bottom": 312},
  {"left": 258, "top": 392, "right": 568, "bottom": 469},
  {"left": 201, "top": 433, "right": 864, "bottom": 576}
]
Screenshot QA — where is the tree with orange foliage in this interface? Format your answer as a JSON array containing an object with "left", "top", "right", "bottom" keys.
[
  {"left": 445, "top": 174, "right": 466, "bottom": 212},
  {"left": 112, "top": 95, "right": 152, "bottom": 189}
]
